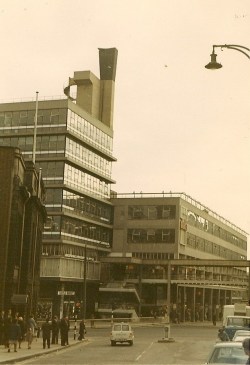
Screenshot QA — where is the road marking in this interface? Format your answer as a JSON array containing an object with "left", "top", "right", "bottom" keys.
[{"left": 136, "top": 341, "right": 154, "bottom": 361}]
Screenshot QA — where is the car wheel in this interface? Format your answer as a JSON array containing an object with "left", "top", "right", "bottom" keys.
[
  {"left": 129, "top": 340, "right": 133, "bottom": 346},
  {"left": 111, "top": 340, "right": 116, "bottom": 346}
]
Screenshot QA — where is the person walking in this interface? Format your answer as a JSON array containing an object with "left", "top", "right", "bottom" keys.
[
  {"left": 41, "top": 318, "right": 52, "bottom": 349},
  {"left": 25, "top": 327, "right": 33, "bottom": 349},
  {"left": 0, "top": 311, "right": 5, "bottom": 346},
  {"left": 60, "top": 316, "right": 69, "bottom": 346},
  {"left": 7, "top": 318, "right": 21, "bottom": 353},
  {"left": 78, "top": 319, "right": 86, "bottom": 340},
  {"left": 27, "top": 314, "right": 38, "bottom": 337},
  {"left": 17, "top": 316, "right": 25, "bottom": 349},
  {"left": 51, "top": 315, "right": 59, "bottom": 344},
  {"left": 212, "top": 310, "right": 217, "bottom": 326},
  {"left": 26, "top": 314, "right": 38, "bottom": 348}
]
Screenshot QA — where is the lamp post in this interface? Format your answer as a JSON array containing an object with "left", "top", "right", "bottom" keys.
[
  {"left": 205, "top": 44, "right": 250, "bottom": 69},
  {"left": 205, "top": 42, "right": 250, "bottom": 302},
  {"left": 83, "top": 244, "right": 87, "bottom": 320}
]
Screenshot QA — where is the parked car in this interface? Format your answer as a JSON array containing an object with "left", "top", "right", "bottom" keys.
[
  {"left": 218, "top": 316, "right": 250, "bottom": 341},
  {"left": 205, "top": 341, "right": 248, "bottom": 364},
  {"left": 110, "top": 322, "right": 134, "bottom": 346},
  {"left": 232, "top": 330, "right": 250, "bottom": 342}
]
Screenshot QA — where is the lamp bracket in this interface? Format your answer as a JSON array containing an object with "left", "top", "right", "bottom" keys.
[{"left": 212, "top": 44, "right": 250, "bottom": 59}]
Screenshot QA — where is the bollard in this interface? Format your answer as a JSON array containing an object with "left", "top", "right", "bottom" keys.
[
  {"left": 74, "top": 316, "right": 77, "bottom": 340},
  {"left": 158, "top": 323, "right": 174, "bottom": 343},
  {"left": 164, "top": 325, "right": 170, "bottom": 339}
]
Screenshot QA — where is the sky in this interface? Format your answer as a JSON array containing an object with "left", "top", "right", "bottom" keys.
[{"left": 0, "top": 0, "right": 249, "bottom": 243}]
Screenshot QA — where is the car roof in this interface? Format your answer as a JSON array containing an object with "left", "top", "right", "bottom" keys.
[
  {"left": 213, "top": 341, "right": 243, "bottom": 348},
  {"left": 227, "top": 316, "right": 250, "bottom": 319},
  {"left": 234, "top": 330, "right": 250, "bottom": 335}
]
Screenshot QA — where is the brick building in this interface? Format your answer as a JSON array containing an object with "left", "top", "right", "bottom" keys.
[{"left": 0, "top": 146, "right": 46, "bottom": 315}]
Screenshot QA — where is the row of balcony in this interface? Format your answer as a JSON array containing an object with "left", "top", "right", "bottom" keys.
[{"left": 40, "top": 257, "right": 248, "bottom": 287}]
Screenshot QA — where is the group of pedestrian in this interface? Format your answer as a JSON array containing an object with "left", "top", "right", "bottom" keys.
[
  {"left": 1, "top": 312, "right": 86, "bottom": 352},
  {"left": 41, "top": 315, "right": 86, "bottom": 347},
  {"left": 0, "top": 312, "right": 38, "bottom": 353}
]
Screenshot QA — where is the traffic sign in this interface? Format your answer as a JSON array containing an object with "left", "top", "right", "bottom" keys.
[{"left": 57, "top": 291, "right": 75, "bottom": 296}]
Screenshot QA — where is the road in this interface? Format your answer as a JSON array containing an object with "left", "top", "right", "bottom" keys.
[{"left": 22, "top": 324, "right": 219, "bottom": 364}]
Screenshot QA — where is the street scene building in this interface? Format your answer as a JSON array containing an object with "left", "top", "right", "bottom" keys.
[
  {"left": 98, "top": 192, "right": 248, "bottom": 322},
  {"left": 0, "top": 48, "right": 118, "bottom": 318},
  {"left": 0, "top": 48, "right": 248, "bottom": 322},
  {"left": 0, "top": 146, "right": 46, "bottom": 315}
]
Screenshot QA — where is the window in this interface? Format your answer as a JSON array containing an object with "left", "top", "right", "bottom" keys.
[{"left": 147, "top": 229, "right": 155, "bottom": 242}]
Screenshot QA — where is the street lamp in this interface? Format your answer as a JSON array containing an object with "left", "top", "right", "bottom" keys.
[
  {"left": 205, "top": 44, "right": 250, "bottom": 69},
  {"left": 205, "top": 42, "right": 250, "bottom": 302},
  {"left": 83, "top": 244, "right": 87, "bottom": 320}
]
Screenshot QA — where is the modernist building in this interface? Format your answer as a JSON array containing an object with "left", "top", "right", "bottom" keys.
[
  {"left": 0, "top": 48, "right": 118, "bottom": 318},
  {"left": 0, "top": 48, "right": 248, "bottom": 322},
  {"left": 98, "top": 192, "right": 248, "bottom": 321},
  {"left": 0, "top": 146, "right": 46, "bottom": 315}
]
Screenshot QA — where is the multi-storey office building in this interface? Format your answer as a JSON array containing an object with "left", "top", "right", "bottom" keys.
[
  {"left": 0, "top": 146, "right": 46, "bottom": 315},
  {"left": 99, "top": 192, "right": 248, "bottom": 321},
  {"left": 0, "top": 48, "right": 118, "bottom": 318}
]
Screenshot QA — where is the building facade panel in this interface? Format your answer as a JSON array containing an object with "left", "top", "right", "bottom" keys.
[{"left": 98, "top": 193, "right": 248, "bottom": 320}]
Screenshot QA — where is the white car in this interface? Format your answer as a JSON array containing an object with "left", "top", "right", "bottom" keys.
[
  {"left": 205, "top": 341, "right": 248, "bottom": 364},
  {"left": 232, "top": 329, "right": 250, "bottom": 342},
  {"left": 110, "top": 322, "right": 134, "bottom": 346}
]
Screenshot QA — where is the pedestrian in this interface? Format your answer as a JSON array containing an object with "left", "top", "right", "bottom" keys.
[
  {"left": 0, "top": 311, "right": 5, "bottom": 346},
  {"left": 51, "top": 315, "right": 59, "bottom": 344},
  {"left": 60, "top": 315, "right": 69, "bottom": 346},
  {"left": 27, "top": 314, "right": 38, "bottom": 337},
  {"left": 243, "top": 337, "right": 250, "bottom": 364},
  {"left": 4, "top": 313, "right": 12, "bottom": 349},
  {"left": 212, "top": 311, "right": 217, "bottom": 326},
  {"left": 41, "top": 318, "right": 52, "bottom": 349},
  {"left": 78, "top": 319, "right": 86, "bottom": 340},
  {"left": 7, "top": 318, "right": 21, "bottom": 353},
  {"left": 17, "top": 316, "right": 25, "bottom": 349},
  {"left": 26, "top": 327, "right": 33, "bottom": 349}
]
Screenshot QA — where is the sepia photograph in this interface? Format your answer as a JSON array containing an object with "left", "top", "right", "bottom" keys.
[{"left": 0, "top": 1, "right": 249, "bottom": 364}]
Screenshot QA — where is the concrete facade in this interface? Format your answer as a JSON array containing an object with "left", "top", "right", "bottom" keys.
[{"left": 97, "top": 193, "right": 248, "bottom": 321}]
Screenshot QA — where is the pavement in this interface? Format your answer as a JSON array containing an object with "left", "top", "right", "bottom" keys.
[{"left": 0, "top": 336, "right": 87, "bottom": 365}]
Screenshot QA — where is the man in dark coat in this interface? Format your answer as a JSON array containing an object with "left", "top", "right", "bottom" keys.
[
  {"left": 51, "top": 315, "right": 59, "bottom": 344},
  {"left": 78, "top": 319, "right": 86, "bottom": 340},
  {"left": 60, "top": 316, "right": 69, "bottom": 346},
  {"left": 7, "top": 318, "right": 21, "bottom": 353},
  {"left": 17, "top": 316, "right": 25, "bottom": 349},
  {"left": 41, "top": 318, "right": 52, "bottom": 349}
]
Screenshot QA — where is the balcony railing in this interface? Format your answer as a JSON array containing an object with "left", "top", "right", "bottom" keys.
[{"left": 40, "top": 256, "right": 100, "bottom": 281}]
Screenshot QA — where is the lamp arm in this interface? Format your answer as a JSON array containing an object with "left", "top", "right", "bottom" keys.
[{"left": 213, "top": 44, "right": 250, "bottom": 59}]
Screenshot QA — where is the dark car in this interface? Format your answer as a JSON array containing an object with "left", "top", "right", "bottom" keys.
[{"left": 218, "top": 316, "right": 250, "bottom": 341}]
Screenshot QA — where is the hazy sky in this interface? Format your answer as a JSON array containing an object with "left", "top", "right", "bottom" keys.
[{"left": 0, "top": 1, "right": 249, "bottom": 241}]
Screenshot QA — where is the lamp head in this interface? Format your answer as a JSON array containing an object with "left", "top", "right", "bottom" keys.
[{"left": 205, "top": 52, "right": 222, "bottom": 69}]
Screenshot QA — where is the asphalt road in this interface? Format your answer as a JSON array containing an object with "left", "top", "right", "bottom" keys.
[{"left": 22, "top": 324, "right": 219, "bottom": 364}]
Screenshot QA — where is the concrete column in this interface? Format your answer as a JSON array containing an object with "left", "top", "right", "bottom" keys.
[
  {"left": 59, "top": 283, "right": 65, "bottom": 319},
  {"left": 192, "top": 287, "right": 196, "bottom": 322}
]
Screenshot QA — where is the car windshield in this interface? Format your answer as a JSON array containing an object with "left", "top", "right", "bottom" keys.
[
  {"left": 228, "top": 318, "right": 250, "bottom": 327},
  {"left": 209, "top": 346, "right": 248, "bottom": 364},
  {"left": 113, "top": 324, "right": 130, "bottom": 331}
]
